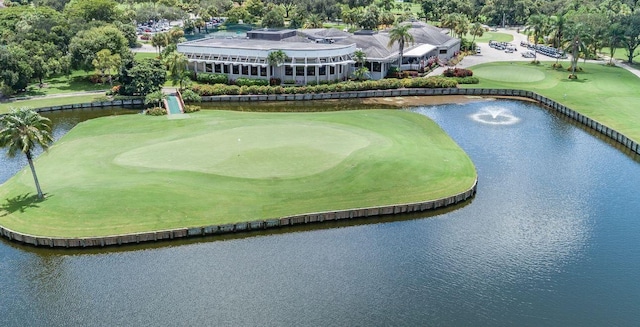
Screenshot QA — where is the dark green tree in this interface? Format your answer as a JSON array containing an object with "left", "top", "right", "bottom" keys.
[
  {"left": 68, "top": 25, "right": 132, "bottom": 71},
  {"left": 119, "top": 58, "right": 167, "bottom": 96},
  {"left": 0, "top": 45, "right": 34, "bottom": 94},
  {"left": 620, "top": 12, "right": 640, "bottom": 63},
  {"left": 262, "top": 9, "right": 285, "bottom": 28}
]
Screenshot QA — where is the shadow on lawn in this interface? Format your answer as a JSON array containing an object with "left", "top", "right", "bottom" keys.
[
  {"left": 0, "top": 193, "right": 46, "bottom": 217},
  {"left": 24, "top": 76, "right": 109, "bottom": 97}
]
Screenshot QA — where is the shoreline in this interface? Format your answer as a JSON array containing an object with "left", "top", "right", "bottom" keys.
[{"left": 2, "top": 88, "right": 640, "bottom": 247}]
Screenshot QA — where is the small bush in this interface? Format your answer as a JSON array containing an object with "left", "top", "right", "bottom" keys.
[
  {"left": 180, "top": 89, "right": 201, "bottom": 103},
  {"left": 235, "top": 78, "right": 269, "bottom": 87},
  {"left": 443, "top": 68, "right": 473, "bottom": 78},
  {"left": 453, "top": 76, "right": 479, "bottom": 84},
  {"left": 145, "top": 107, "right": 167, "bottom": 116},
  {"left": 196, "top": 73, "right": 229, "bottom": 85},
  {"left": 183, "top": 105, "right": 201, "bottom": 113},
  {"left": 269, "top": 77, "right": 281, "bottom": 86}
]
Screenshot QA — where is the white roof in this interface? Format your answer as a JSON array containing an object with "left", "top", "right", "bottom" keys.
[{"left": 403, "top": 44, "right": 437, "bottom": 57}]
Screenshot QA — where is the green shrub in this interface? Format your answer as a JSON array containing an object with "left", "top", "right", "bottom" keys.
[
  {"left": 183, "top": 105, "right": 201, "bottom": 113},
  {"left": 196, "top": 73, "right": 229, "bottom": 84},
  {"left": 235, "top": 78, "right": 269, "bottom": 87},
  {"left": 145, "top": 107, "right": 167, "bottom": 116},
  {"left": 453, "top": 76, "right": 479, "bottom": 84},
  {"left": 180, "top": 89, "right": 201, "bottom": 102}
]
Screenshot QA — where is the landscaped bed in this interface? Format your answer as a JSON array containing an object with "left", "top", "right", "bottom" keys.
[{"left": 0, "top": 109, "right": 476, "bottom": 238}]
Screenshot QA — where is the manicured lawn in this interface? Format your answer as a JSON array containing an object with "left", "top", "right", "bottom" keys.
[
  {"left": 0, "top": 110, "right": 476, "bottom": 237},
  {"left": 464, "top": 61, "right": 640, "bottom": 142},
  {"left": 135, "top": 52, "right": 159, "bottom": 61},
  {"left": 463, "top": 31, "right": 514, "bottom": 43},
  {"left": 21, "top": 70, "right": 109, "bottom": 97},
  {"left": 0, "top": 94, "right": 107, "bottom": 114}
]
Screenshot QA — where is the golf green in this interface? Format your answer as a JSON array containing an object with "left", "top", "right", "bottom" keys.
[{"left": 0, "top": 110, "right": 477, "bottom": 238}]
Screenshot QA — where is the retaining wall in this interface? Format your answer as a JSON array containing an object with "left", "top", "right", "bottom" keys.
[
  {"left": 0, "top": 180, "right": 477, "bottom": 248},
  {"left": 3, "top": 86, "right": 640, "bottom": 247},
  {"left": 32, "top": 99, "right": 144, "bottom": 113},
  {"left": 198, "top": 88, "right": 640, "bottom": 155}
]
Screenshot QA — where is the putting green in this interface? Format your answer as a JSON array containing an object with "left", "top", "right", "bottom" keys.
[
  {"left": 473, "top": 66, "right": 546, "bottom": 83},
  {"left": 0, "top": 110, "right": 477, "bottom": 237},
  {"left": 115, "top": 123, "right": 380, "bottom": 179}
]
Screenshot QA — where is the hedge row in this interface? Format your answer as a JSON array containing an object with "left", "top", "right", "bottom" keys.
[
  {"left": 191, "top": 77, "right": 458, "bottom": 96},
  {"left": 196, "top": 73, "right": 229, "bottom": 84}
]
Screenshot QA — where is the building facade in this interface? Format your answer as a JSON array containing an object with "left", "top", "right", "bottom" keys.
[{"left": 177, "top": 23, "right": 460, "bottom": 85}]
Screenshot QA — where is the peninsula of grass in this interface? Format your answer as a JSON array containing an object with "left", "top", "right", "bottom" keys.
[
  {"left": 465, "top": 61, "right": 640, "bottom": 143},
  {"left": 0, "top": 110, "right": 476, "bottom": 238},
  {"left": 0, "top": 94, "right": 109, "bottom": 114}
]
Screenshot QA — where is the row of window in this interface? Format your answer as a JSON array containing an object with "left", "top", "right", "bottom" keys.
[{"left": 202, "top": 63, "right": 344, "bottom": 77}]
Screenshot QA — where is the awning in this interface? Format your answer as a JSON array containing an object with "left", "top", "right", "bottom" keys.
[{"left": 403, "top": 44, "right": 437, "bottom": 57}]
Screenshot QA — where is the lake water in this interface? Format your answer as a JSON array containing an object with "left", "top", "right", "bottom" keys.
[{"left": 1, "top": 100, "right": 639, "bottom": 326}]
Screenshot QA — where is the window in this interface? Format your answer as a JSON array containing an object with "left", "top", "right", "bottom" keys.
[
  {"left": 251, "top": 66, "right": 258, "bottom": 76},
  {"left": 372, "top": 62, "right": 381, "bottom": 72},
  {"left": 307, "top": 66, "right": 315, "bottom": 76},
  {"left": 439, "top": 49, "right": 447, "bottom": 54},
  {"left": 214, "top": 64, "right": 222, "bottom": 73},
  {"left": 319, "top": 66, "right": 326, "bottom": 76},
  {"left": 285, "top": 66, "right": 293, "bottom": 76},
  {"left": 296, "top": 66, "right": 304, "bottom": 76},
  {"left": 260, "top": 66, "right": 267, "bottom": 76},
  {"left": 242, "top": 66, "right": 249, "bottom": 75},
  {"left": 224, "top": 65, "right": 229, "bottom": 74},
  {"left": 330, "top": 66, "right": 335, "bottom": 74},
  {"left": 232, "top": 65, "right": 239, "bottom": 74},
  {"left": 206, "top": 63, "right": 213, "bottom": 73}
]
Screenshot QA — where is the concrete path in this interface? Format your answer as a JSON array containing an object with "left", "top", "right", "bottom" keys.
[{"left": 428, "top": 27, "right": 640, "bottom": 79}]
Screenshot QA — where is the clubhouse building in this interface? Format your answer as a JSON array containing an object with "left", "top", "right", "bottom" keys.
[{"left": 176, "top": 22, "right": 460, "bottom": 85}]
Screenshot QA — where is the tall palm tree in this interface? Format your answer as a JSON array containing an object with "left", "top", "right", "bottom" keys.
[
  {"left": 563, "top": 22, "right": 586, "bottom": 79},
  {"left": 469, "top": 22, "right": 484, "bottom": 51},
  {"left": 387, "top": 22, "right": 415, "bottom": 69},
  {"left": 549, "top": 14, "right": 566, "bottom": 67},
  {"left": 0, "top": 108, "right": 53, "bottom": 199},
  {"left": 525, "top": 14, "right": 548, "bottom": 63},
  {"left": 266, "top": 50, "right": 288, "bottom": 84},
  {"left": 163, "top": 51, "right": 189, "bottom": 90}
]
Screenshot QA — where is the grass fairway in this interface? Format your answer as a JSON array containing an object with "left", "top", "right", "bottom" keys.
[
  {"left": 465, "top": 61, "right": 640, "bottom": 143},
  {"left": 0, "top": 110, "right": 476, "bottom": 238},
  {"left": 0, "top": 94, "right": 107, "bottom": 113},
  {"left": 463, "top": 32, "right": 514, "bottom": 43}
]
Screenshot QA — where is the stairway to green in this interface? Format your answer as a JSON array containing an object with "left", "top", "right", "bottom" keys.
[{"left": 166, "top": 94, "right": 183, "bottom": 115}]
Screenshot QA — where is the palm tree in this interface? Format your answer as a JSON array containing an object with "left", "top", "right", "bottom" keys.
[
  {"left": 525, "top": 14, "right": 548, "bottom": 63},
  {"left": 304, "top": 14, "right": 324, "bottom": 29},
  {"left": 549, "top": 14, "right": 566, "bottom": 67},
  {"left": 469, "top": 22, "right": 484, "bottom": 51},
  {"left": 145, "top": 90, "right": 167, "bottom": 108},
  {"left": 387, "top": 22, "right": 415, "bottom": 69},
  {"left": 563, "top": 22, "right": 586, "bottom": 79},
  {"left": 353, "top": 49, "right": 367, "bottom": 67},
  {"left": 266, "top": 50, "right": 288, "bottom": 84},
  {"left": 0, "top": 108, "right": 53, "bottom": 199},
  {"left": 163, "top": 51, "right": 189, "bottom": 90},
  {"left": 151, "top": 33, "right": 169, "bottom": 56}
]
